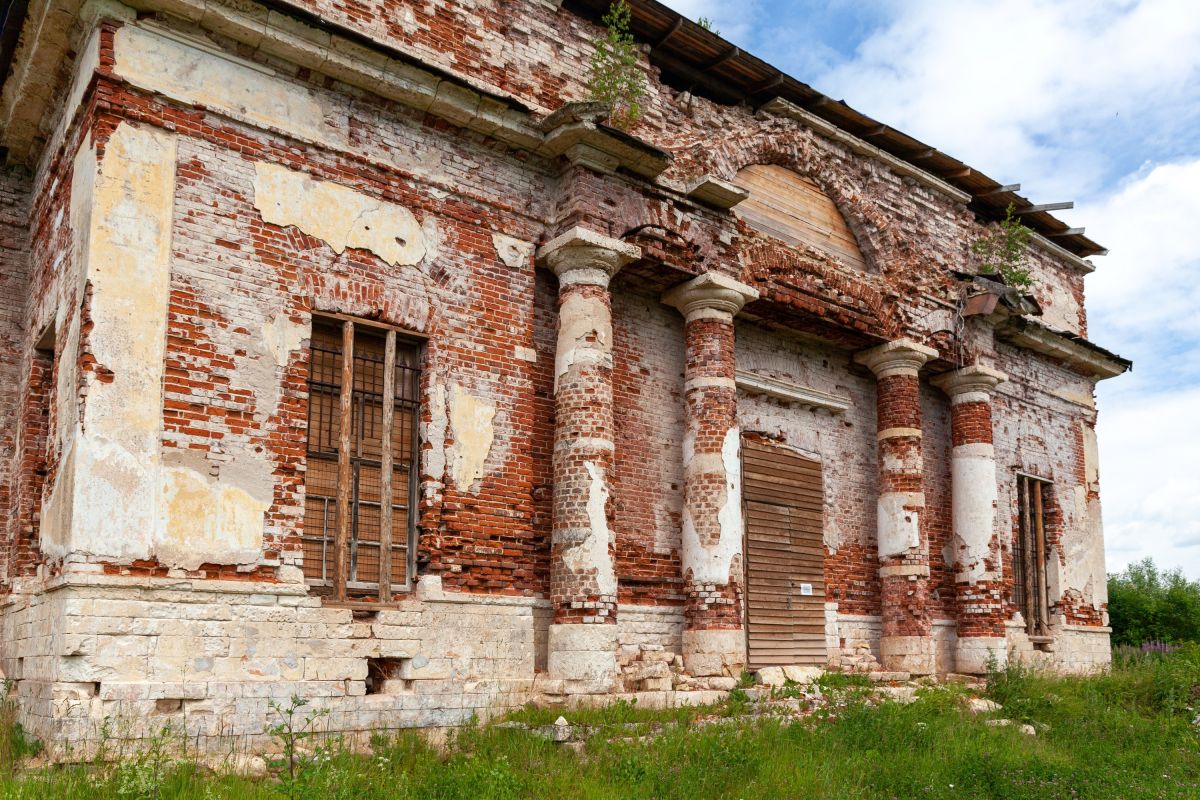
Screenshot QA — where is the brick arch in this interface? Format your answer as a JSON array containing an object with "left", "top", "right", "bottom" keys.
[{"left": 679, "top": 129, "right": 907, "bottom": 277}]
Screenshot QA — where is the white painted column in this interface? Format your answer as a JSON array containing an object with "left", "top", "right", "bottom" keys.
[
  {"left": 536, "top": 227, "right": 639, "bottom": 690},
  {"left": 663, "top": 272, "right": 759, "bottom": 678},
  {"left": 932, "top": 364, "right": 1009, "bottom": 674}
]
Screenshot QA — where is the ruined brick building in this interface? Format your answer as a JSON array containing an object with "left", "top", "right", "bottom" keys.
[{"left": 0, "top": 0, "right": 1130, "bottom": 748}]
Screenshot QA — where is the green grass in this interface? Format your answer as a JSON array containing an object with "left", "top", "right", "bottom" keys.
[{"left": 3, "top": 648, "right": 1199, "bottom": 799}]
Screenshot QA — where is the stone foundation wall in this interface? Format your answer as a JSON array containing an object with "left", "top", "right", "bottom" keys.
[{"left": 1, "top": 574, "right": 544, "bottom": 756}]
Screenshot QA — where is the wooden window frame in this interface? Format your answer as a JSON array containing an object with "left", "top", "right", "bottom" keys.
[
  {"left": 1012, "top": 472, "right": 1052, "bottom": 639},
  {"left": 303, "top": 315, "right": 423, "bottom": 606}
]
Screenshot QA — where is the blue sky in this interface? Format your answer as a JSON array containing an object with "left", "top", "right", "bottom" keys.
[{"left": 665, "top": 0, "right": 1200, "bottom": 578}]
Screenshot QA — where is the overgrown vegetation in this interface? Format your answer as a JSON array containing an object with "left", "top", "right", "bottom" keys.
[
  {"left": 971, "top": 203, "right": 1034, "bottom": 289},
  {"left": 696, "top": 17, "right": 720, "bottom": 35},
  {"left": 587, "top": 1, "right": 647, "bottom": 130},
  {"left": 3, "top": 650, "right": 1199, "bottom": 798},
  {"left": 1108, "top": 557, "right": 1200, "bottom": 646}
]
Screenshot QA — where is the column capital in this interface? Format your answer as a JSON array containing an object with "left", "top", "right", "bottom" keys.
[
  {"left": 854, "top": 339, "right": 938, "bottom": 379},
  {"left": 931, "top": 364, "right": 1007, "bottom": 402},
  {"left": 536, "top": 226, "right": 641, "bottom": 287},
  {"left": 662, "top": 272, "right": 759, "bottom": 322}
]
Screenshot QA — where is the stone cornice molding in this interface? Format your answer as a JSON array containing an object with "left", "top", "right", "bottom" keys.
[
  {"left": 662, "top": 272, "right": 759, "bottom": 323},
  {"left": 931, "top": 364, "right": 1007, "bottom": 402},
  {"left": 734, "top": 371, "right": 850, "bottom": 414},
  {"left": 853, "top": 339, "right": 938, "bottom": 379},
  {"left": 536, "top": 226, "right": 641, "bottom": 287}
]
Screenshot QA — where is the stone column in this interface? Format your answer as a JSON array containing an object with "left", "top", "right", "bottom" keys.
[
  {"left": 854, "top": 339, "right": 938, "bottom": 674},
  {"left": 932, "top": 364, "right": 1008, "bottom": 674},
  {"left": 663, "top": 273, "right": 759, "bottom": 678},
  {"left": 536, "top": 227, "right": 639, "bottom": 689}
]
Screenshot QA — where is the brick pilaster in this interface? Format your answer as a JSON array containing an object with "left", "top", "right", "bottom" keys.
[
  {"left": 932, "top": 364, "right": 1008, "bottom": 674},
  {"left": 663, "top": 272, "right": 758, "bottom": 678},
  {"left": 537, "top": 227, "right": 639, "bottom": 688},
  {"left": 855, "top": 339, "right": 938, "bottom": 674}
]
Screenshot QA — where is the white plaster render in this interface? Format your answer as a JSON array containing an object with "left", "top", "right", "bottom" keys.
[
  {"left": 252, "top": 161, "right": 426, "bottom": 267},
  {"left": 950, "top": 446, "right": 1000, "bottom": 583},
  {"left": 661, "top": 271, "right": 759, "bottom": 322},
  {"left": 114, "top": 25, "right": 333, "bottom": 150},
  {"left": 877, "top": 492, "right": 923, "bottom": 558},
  {"left": 567, "top": 461, "right": 617, "bottom": 597},
  {"left": 157, "top": 462, "right": 271, "bottom": 571},
  {"left": 553, "top": 290, "right": 611, "bottom": 391},
  {"left": 261, "top": 312, "right": 307, "bottom": 369},
  {"left": 447, "top": 383, "right": 496, "bottom": 492},
  {"left": 679, "top": 426, "right": 744, "bottom": 583},
  {"left": 854, "top": 339, "right": 938, "bottom": 379},
  {"left": 422, "top": 382, "right": 448, "bottom": 490},
  {"left": 41, "top": 122, "right": 176, "bottom": 564},
  {"left": 492, "top": 232, "right": 534, "bottom": 269}
]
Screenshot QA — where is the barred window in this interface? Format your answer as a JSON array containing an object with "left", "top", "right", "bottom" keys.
[
  {"left": 1012, "top": 474, "right": 1051, "bottom": 638},
  {"left": 302, "top": 316, "right": 421, "bottom": 602}
]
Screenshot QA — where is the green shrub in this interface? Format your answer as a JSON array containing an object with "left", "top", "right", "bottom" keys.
[{"left": 1108, "top": 557, "right": 1200, "bottom": 646}]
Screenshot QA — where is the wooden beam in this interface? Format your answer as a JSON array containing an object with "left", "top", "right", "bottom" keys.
[
  {"left": 863, "top": 125, "right": 888, "bottom": 138},
  {"left": 910, "top": 148, "right": 936, "bottom": 161},
  {"left": 653, "top": 16, "right": 682, "bottom": 51},
  {"left": 1015, "top": 201, "right": 1074, "bottom": 215},
  {"left": 1020, "top": 477, "right": 1036, "bottom": 637},
  {"left": 704, "top": 46, "right": 740, "bottom": 71},
  {"left": 334, "top": 320, "right": 355, "bottom": 603},
  {"left": 1047, "top": 227, "right": 1085, "bottom": 238},
  {"left": 749, "top": 72, "right": 785, "bottom": 97},
  {"left": 378, "top": 329, "right": 396, "bottom": 602},
  {"left": 1033, "top": 481, "right": 1049, "bottom": 636},
  {"left": 977, "top": 183, "right": 1020, "bottom": 197},
  {"left": 943, "top": 167, "right": 973, "bottom": 179}
]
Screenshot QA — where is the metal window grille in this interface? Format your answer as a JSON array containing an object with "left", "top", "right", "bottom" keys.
[
  {"left": 1011, "top": 474, "right": 1051, "bottom": 636},
  {"left": 301, "top": 317, "right": 421, "bottom": 601}
]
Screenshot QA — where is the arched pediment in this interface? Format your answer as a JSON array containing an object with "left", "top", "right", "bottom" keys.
[{"left": 733, "top": 164, "right": 870, "bottom": 272}]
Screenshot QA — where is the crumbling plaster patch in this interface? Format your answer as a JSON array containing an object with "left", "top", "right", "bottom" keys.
[
  {"left": 680, "top": 427, "right": 744, "bottom": 584},
  {"left": 41, "top": 122, "right": 273, "bottom": 570},
  {"left": 950, "top": 444, "right": 1000, "bottom": 582},
  {"left": 561, "top": 461, "right": 617, "bottom": 596},
  {"left": 41, "top": 122, "right": 176, "bottom": 563},
  {"left": 877, "top": 493, "right": 922, "bottom": 559},
  {"left": 447, "top": 383, "right": 496, "bottom": 493},
  {"left": 555, "top": 291, "right": 611, "bottom": 391},
  {"left": 114, "top": 25, "right": 333, "bottom": 152},
  {"left": 492, "top": 233, "right": 534, "bottom": 269},
  {"left": 252, "top": 162, "right": 426, "bottom": 267}
]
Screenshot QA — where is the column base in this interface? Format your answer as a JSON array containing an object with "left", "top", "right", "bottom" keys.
[
  {"left": 682, "top": 628, "right": 746, "bottom": 678},
  {"left": 880, "top": 634, "right": 936, "bottom": 675},
  {"left": 955, "top": 636, "right": 1008, "bottom": 675},
  {"left": 547, "top": 623, "right": 618, "bottom": 690}
]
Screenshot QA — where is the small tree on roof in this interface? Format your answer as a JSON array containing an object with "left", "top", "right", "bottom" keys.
[
  {"left": 972, "top": 203, "right": 1034, "bottom": 289},
  {"left": 588, "top": 0, "right": 647, "bottom": 130}
]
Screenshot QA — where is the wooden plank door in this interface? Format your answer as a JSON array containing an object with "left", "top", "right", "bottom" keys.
[{"left": 742, "top": 437, "right": 826, "bottom": 667}]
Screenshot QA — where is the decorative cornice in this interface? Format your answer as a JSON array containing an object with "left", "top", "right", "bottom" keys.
[
  {"left": 685, "top": 175, "right": 749, "bottom": 210},
  {"left": 662, "top": 272, "right": 759, "bottom": 322},
  {"left": 931, "top": 364, "right": 1008, "bottom": 400},
  {"left": 853, "top": 339, "right": 938, "bottom": 379},
  {"left": 536, "top": 226, "right": 641, "bottom": 287},
  {"left": 734, "top": 370, "right": 850, "bottom": 414},
  {"left": 997, "top": 318, "right": 1130, "bottom": 380}
]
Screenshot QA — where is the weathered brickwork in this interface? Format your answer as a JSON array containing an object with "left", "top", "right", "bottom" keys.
[{"left": 0, "top": 0, "right": 1125, "bottom": 749}]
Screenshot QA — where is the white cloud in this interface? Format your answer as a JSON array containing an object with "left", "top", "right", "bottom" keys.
[
  {"left": 1083, "top": 159, "right": 1200, "bottom": 576},
  {"left": 1097, "top": 385, "right": 1200, "bottom": 577},
  {"left": 809, "top": 0, "right": 1200, "bottom": 201},
  {"left": 1083, "top": 159, "right": 1200, "bottom": 359}
]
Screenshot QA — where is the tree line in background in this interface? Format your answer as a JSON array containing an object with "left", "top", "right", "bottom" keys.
[{"left": 1107, "top": 557, "right": 1200, "bottom": 647}]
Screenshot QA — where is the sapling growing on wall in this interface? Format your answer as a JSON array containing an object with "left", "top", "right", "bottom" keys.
[
  {"left": 588, "top": 0, "right": 647, "bottom": 129},
  {"left": 972, "top": 203, "right": 1034, "bottom": 289}
]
